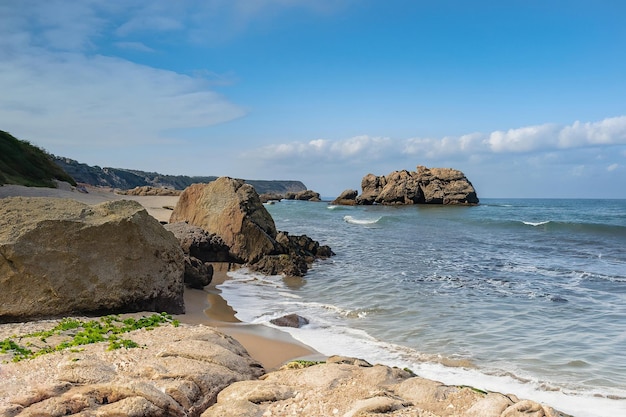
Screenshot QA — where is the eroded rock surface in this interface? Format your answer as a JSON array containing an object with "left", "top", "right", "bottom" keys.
[
  {"left": 331, "top": 189, "right": 359, "bottom": 205},
  {"left": 170, "top": 178, "right": 278, "bottom": 264},
  {"left": 347, "top": 165, "right": 479, "bottom": 206},
  {"left": 0, "top": 324, "right": 264, "bottom": 417},
  {"left": 0, "top": 197, "right": 185, "bottom": 321},
  {"left": 165, "top": 222, "right": 233, "bottom": 288},
  {"left": 203, "top": 356, "right": 566, "bottom": 417},
  {"left": 284, "top": 190, "right": 321, "bottom": 201}
]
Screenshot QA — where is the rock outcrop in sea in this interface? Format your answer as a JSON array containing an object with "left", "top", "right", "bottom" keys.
[
  {"left": 284, "top": 189, "right": 321, "bottom": 201},
  {"left": 334, "top": 165, "right": 479, "bottom": 206},
  {"left": 169, "top": 177, "right": 333, "bottom": 276},
  {"left": 0, "top": 197, "right": 185, "bottom": 322}
]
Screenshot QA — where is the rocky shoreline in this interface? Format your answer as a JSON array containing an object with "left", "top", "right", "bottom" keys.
[
  {"left": 0, "top": 183, "right": 568, "bottom": 416},
  {"left": 0, "top": 316, "right": 567, "bottom": 417}
]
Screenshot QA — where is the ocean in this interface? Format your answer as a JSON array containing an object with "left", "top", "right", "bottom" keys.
[{"left": 217, "top": 198, "right": 626, "bottom": 417}]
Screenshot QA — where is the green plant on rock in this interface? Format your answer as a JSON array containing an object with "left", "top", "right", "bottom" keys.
[
  {"left": 0, "top": 312, "right": 179, "bottom": 362},
  {"left": 281, "top": 360, "right": 326, "bottom": 370}
]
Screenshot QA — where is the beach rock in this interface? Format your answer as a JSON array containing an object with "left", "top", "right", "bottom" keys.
[
  {"left": 170, "top": 178, "right": 278, "bottom": 263},
  {"left": 170, "top": 178, "right": 334, "bottom": 277},
  {"left": 0, "top": 324, "right": 264, "bottom": 416},
  {"left": 284, "top": 189, "right": 321, "bottom": 201},
  {"left": 331, "top": 189, "right": 358, "bottom": 205},
  {"left": 117, "top": 186, "right": 181, "bottom": 196},
  {"left": 0, "top": 197, "right": 185, "bottom": 321},
  {"left": 356, "top": 165, "right": 479, "bottom": 205},
  {"left": 248, "top": 231, "right": 334, "bottom": 277},
  {"left": 258, "top": 192, "right": 283, "bottom": 203},
  {"left": 270, "top": 313, "right": 310, "bottom": 328},
  {"left": 203, "top": 355, "right": 563, "bottom": 417},
  {"left": 165, "top": 222, "right": 234, "bottom": 288},
  {"left": 417, "top": 165, "right": 479, "bottom": 205}
]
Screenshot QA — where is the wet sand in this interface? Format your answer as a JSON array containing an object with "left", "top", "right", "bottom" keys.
[{"left": 177, "top": 266, "right": 322, "bottom": 370}]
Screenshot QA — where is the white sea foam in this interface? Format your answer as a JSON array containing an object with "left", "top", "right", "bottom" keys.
[
  {"left": 220, "top": 268, "right": 626, "bottom": 417},
  {"left": 343, "top": 215, "right": 381, "bottom": 225},
  {"left": 522, "top": 220, "right": 550, "bottom": 226}
]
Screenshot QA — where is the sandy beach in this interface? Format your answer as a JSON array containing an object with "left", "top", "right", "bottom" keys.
[{"left": 0, "top": 183, "right": 321, "bottom": 371}]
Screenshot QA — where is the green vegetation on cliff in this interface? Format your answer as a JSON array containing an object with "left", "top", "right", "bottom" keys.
[
  {"left": 0, "top": 129, "right": 306, "bottom": 194},
  {"left": 0, "top": 130, "right": 76, "bottom": 187}
]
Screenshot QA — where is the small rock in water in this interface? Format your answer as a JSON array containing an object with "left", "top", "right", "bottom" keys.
[{"left": 270, "top": 314, "right": 310, "bottom": 328}]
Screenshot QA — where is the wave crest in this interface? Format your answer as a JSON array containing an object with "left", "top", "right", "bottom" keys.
[{"left": 343, "top": 215, "right": 382, "bottom": 225}]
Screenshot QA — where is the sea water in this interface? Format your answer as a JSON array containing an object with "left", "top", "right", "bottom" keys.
[{"left": 217, "top": 199, "right": 626, "bottom": 417}]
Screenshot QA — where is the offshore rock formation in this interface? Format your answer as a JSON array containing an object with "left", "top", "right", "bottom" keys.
[
  {"left": 331, "top": 189, "right": 359, "bottom": 206},
  {"left": 169, "top": 177, "right": 333, "bottom": 276},
  {"left": 0, "top": 197, "right": 185, "bottom": 321},
  {"left": 0, "top": 324, "right": 264, "bottom": 416},
  {"left": 284, "top": 189, "right": 321, "bottom": 202},
  {"left": 347, "top": 165, "right": 478, "bottom": 206},
  {"left": 203, "top": 356, "right": 563, "bottom": 417}
]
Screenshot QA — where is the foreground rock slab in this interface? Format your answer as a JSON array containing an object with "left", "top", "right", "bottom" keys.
[
  {"left": 0, "top": 324, "right": 264, "bottom": 417},
  {"left": 203, "top": 356, "right": 567, "bottom": 417},
  {"left": 0, "top": 197, "right": 185, "bottom": 321}
]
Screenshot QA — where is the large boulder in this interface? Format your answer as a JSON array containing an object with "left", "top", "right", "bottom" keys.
[
  {"left": 169, "top": 178, "right": 334, "bottom": 277},
  {"left": 356, "top": 165, "right": 479, "bottom": 205},
  {"left": 0, "top": 197, "right": 185, "bottom": 322},
  {"left": 416, "top": 165, "right": 479, "bottom": 204},
  {"left": 170, "top": 178, "right": 278, "bottom": 263},
  {"left": 330, "top": 189, "right": 358, "bottom": 206}
]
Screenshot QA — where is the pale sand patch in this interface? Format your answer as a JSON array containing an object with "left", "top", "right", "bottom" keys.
[{"left": 0, "top": 184, "right": 178, "bottom": 223}]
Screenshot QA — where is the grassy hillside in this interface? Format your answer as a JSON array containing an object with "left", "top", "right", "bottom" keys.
[{"left": 0, "top": 130, "right": 76, "bottom": 187}]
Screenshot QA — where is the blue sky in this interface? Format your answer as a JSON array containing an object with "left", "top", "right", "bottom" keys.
[{"left": 1, "top": 1, "right": 625, "bottom": 198}]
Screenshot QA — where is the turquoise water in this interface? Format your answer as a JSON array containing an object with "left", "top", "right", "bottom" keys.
[{"left": 218, "top": 199, "right": 626, "bottom": 417}]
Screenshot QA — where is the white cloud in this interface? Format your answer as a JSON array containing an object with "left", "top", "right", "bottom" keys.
[
  {"left": 249, "top": 117, "right": 626, "bottom": 167},
  {"left": 403, "top": 133, "right": 485, "bottom": 158},
  {"left": 558, "top": 116, "right": 626, "bottom": 148},
  {"left": 607, "top": 163, "right": 619, "bottom": 171},
  {"left": 486, "top": 123, "right": 561, "bottom": 153},
  {"left": 0, "top": 0, "right": 248, "bottom": 150},
  {"left": 0, "top": 51, "right": 245, "bottom": 148},
  {"left": 250, "top": 135, "right": 391, "bottom": 161}
]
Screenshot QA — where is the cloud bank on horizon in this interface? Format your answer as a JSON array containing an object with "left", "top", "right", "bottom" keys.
[{"left": 1, "top": 1, "right": 625, "bottom": 198}]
